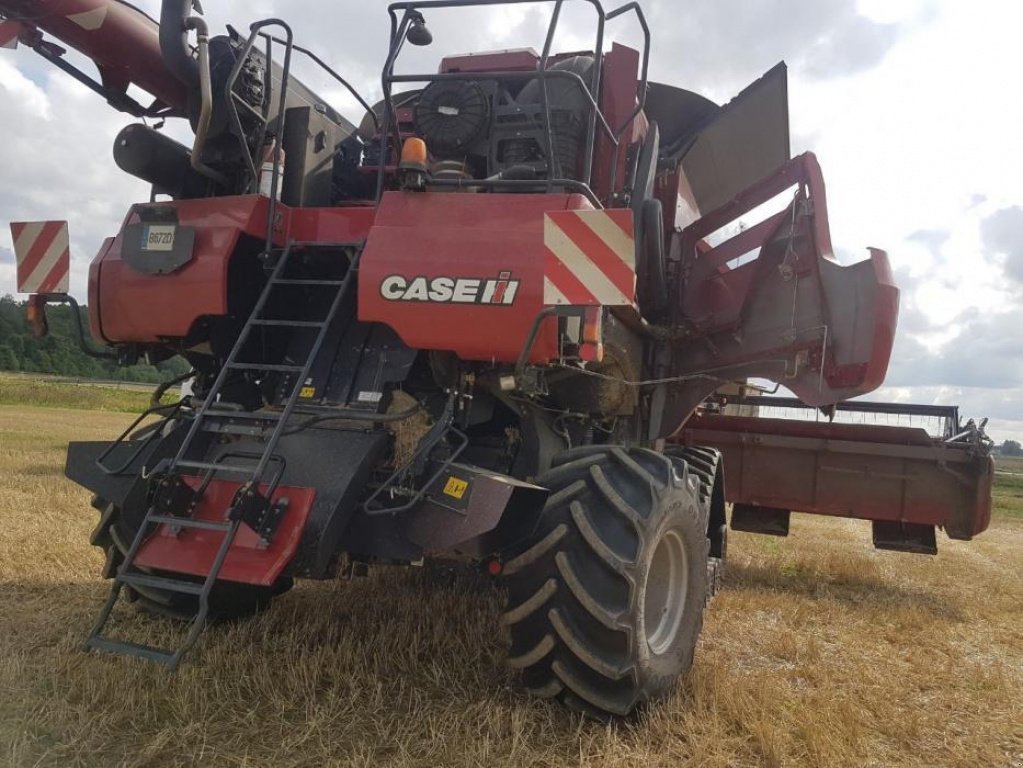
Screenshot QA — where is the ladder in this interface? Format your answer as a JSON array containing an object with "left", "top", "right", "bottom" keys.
[{"left": 85, "top": 241, "right": 358, "bottom": 667}]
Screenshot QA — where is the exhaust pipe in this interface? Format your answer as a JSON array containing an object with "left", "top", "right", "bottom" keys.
[{"left": 159, "top": 0, "right": 199, "bottom": 86}]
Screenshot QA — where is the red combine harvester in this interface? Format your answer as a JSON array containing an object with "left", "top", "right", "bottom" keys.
[{"left": 2, "top": 0, "right": 992, "bottom": 717}]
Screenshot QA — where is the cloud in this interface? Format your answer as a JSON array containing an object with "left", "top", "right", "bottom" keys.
[
  {"left": 980, "top": 206, "right": 1023, "bottom": 285},
  {"left": 0, "top": 59, "right": 150, "bottom": 297},
  {"left": 638, "top": 0, "right": 908, "bottom": 99},
  {"left": 0, "top": 247, "right": 12, "bottom": 265},
  {"left": 885, "top": 306, "right": 1023, "bottom": 391},
  {"left": 872, "top": 384, "right": 1022, "bottom": 443},
  {"left": 907, "top": 228, "right": 950, "bottom": 252}
]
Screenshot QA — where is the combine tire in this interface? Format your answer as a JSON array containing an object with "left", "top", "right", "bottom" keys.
[
  {"left": 668, "top": 446, "right": 726, "bottom": 600},
  {"left": 501, "top": 446, "right": 708, "bottom": 718},
  {"left": 90, "top": 496, "right": 291, "bottom": 621}
]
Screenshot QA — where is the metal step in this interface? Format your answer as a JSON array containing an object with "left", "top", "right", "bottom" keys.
[
  {"left": 227, "top": 362, "right": 305, "bottom": 372},
  {"left": 174, "top": 459, "right": 258, "bottom": 474},
  {"left": 249, "top": 319, "right": 325, "bottom": 328},
  {"left": 199, "top": 421, "right": 274, "bottom": 438},
  {"left": 118, "top": 572, "right": 204, "bottom": 595},
  {"left": 85, "top": 636, "right": 177, "bottom": 666},
  {"left": 272, "top": 278, "right": 346, "bottom": 286},
  {"left": 148, "top": 514, "right": 232, "bottom": 531},
  {"left": 204, "top": 409, "right": 282, "bottom": 421}
]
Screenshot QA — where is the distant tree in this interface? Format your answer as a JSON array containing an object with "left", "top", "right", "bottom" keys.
[
  {"left": 1002, "top": 440, "right": 1023, "bottom": 457},
  {"left": 0, "top": 298, "right": 189, "bottom": 382},
  {"left": 0, "top": 345, "right": 17, "bottom": 372}
]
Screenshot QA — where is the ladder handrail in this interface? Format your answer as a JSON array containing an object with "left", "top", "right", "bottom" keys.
[{"left": 85, "top": 241, "right": 360, "bottom": 667}]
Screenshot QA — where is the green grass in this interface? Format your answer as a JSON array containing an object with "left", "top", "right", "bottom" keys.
[
  {"left": 993, "top": 456, "right": 1023, "bottom": 520},
  {"left": 0, "top": 373, "right": 154, "bottom": 413}
]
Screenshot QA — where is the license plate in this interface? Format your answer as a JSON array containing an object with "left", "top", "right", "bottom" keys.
[{"left": 142, "top": 224, "right": 176, "bottom": 252}]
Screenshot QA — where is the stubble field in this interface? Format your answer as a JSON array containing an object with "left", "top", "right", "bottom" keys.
[{"left": 1, "top": 379, "right": 1021, "bottom": 767}]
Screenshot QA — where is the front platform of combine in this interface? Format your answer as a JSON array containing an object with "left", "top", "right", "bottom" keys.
[{"left": 1, "top": 0, "right": 990, "bottom": 717}]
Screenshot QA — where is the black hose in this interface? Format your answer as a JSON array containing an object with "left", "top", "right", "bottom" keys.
[
  {"left": 150, "top": 369, "right": 195, "bottom": 407},
  {"left": 280, "top": 403, "right": 423, "bottom": 436}
]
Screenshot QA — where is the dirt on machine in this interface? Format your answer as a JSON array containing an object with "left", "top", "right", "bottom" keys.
[{"left": 0, "top": 0, "right": 993, "bottom": 718}]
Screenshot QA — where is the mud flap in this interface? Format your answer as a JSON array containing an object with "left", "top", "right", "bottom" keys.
[
  {"left": 342, "top": 462, "right": 549, "bottom": 562},
  {"left": 872, "top": 521, "right": 937, "bottom": 555},
  {"left": 405, "top": 463, "right": 548, "bottom": 557},
  {"left": 731, "top": 503, "right": 790, "bottom": 536}
]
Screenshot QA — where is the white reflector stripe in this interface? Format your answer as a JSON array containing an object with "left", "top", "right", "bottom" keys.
[
  {"left": 543, "top": 210, "right": 636, "bottom": 306},
  {"left": 543, "top": 276, "right": 570, "bottom": 306},
  {"left": 11, "top": 221, "right": 70, "bottom": 294},
  {"left": 574, "top": 210, "right": 635, "bottom": 270}
]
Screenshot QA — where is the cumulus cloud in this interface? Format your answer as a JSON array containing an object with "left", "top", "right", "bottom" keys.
[
  {"left": 907, "top": 228, "right": 950, "bottom": 252},
  {"left": 980, "top": 206, "right": 1023, "bottom": 285},
  {"left": 885, "top": 307, "right": 1023, "bottom": 391},
  {"left": 0, "top": 60, "right": 149, "bottom": 296},
  {"left": 638, "top": 0, "right": 909, "bottom": 99}
]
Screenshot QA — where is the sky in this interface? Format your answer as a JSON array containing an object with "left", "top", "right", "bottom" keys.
[{"left": 0, "top": 0, "right": 1020, "bottom": 441}]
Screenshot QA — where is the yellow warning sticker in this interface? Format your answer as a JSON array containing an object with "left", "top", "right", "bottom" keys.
[
  {"left": 443, "top": 476, "right": 469, "bottom": 499},
  {"left": 299, "top": 386, "right": 316, "bottom": 398}
]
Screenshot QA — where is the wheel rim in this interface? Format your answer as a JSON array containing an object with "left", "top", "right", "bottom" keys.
[{"left": 644, "top": 529, "right": 688, "bottom": 655}]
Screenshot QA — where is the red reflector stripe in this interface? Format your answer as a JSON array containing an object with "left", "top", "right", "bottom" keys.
[{"left": 0, "top": 20, "right": 22, "bottom": 49}]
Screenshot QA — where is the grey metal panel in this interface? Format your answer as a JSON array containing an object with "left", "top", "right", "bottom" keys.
[
  {"left": 281, "top": 106, "right": 344, "bottom": 208},
  {"left": 680, "top": 63, "right": 790, "bottom": 214}
]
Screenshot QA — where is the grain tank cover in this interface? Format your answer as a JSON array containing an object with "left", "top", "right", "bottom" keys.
[{"left": 652, "top": 63, "right": 791, "bottom": 214}]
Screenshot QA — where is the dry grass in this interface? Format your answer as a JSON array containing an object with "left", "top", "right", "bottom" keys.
[
  {"left": 1, "top": 403, "right": 1022, "bottom": 768},
  {"left": 0, "top": 373, "right": 153, "bottom": 413}
]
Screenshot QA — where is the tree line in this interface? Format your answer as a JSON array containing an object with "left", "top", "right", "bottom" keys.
[{"left": 0, "top": 295, "right": 189, "bottom": 383}]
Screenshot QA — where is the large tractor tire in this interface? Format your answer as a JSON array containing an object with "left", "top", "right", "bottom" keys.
[
  {"left": 667, "top": 446, "right": 726, "bottom": 599},
  {"left": 501, "top": 446, "right": 709, "bottom": 718},
  {"left": 89, "top": 495, "right": 291, "bottom": 622}
]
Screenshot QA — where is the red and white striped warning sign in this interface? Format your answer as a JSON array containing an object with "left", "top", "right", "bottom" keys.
[
  {"left": 10, "top": 221, "right": 70, "bottom": 294},
  {"left": 543, "top": 209, "right": 635, "bottom": 306}
]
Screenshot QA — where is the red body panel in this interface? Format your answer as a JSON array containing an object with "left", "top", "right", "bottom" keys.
[
  {"left": 676, "top": 414, "right": 993, "bottom": 540},
  {"left": 94, "top": 197, "right": 275, "bottom": 342},
  {"left": 134, "top": 478, "right": 315, "bottom": 586},
  {"left": 440, "top": 48, "right": 541, "bottom": 73},
  {"left": 654, "top": 153, "right": 901, "bottom": 438},
  {"left": 358, "top": 191, "right": 597, "bottom": 363},
  {"left": 90, "top": 197, "right": 375, "bottom": 343},
  {"left": 592, "top": 43, "right": 646, "bottom": 204}
]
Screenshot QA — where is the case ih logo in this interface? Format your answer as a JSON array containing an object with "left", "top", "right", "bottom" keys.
[{"left": 380, "top": 271, "right": 520, "bottom": 305}]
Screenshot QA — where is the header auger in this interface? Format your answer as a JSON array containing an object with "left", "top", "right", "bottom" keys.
[{"left": 1, "top": 0, "right": 990, "bottom": 718}]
